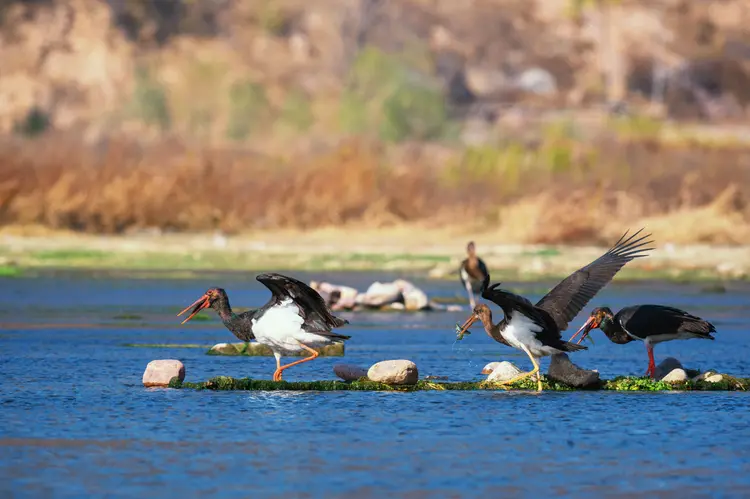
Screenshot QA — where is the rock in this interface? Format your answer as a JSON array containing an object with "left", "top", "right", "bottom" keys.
[
  {"left": 367, "top": 360, "right": 419, "bottom": 385},
  {"left": 547, "top": 353, "right": 600, "bottom": 388},
  {"left": 481, "top": 362, "right": 502, "bottom": 375},
  {"left": 464, "top": 66, "right": 509, "bottom": 98},
  {"left": 486, "top": 362, "right": 523, "bottom": 382},
  {"left": 208, "top": 343, "right": 241, "bottom": 355},
  {"left": 705, "top": 374, "right": 724, "bottom": 383},
  {"left": 516, "top": 67, "right": 557, "bottom": 95},
  {"left": 661, "top": 368, "right": 688, "bottom": 383},
  {"left": 692, "top": 371, "right": 716, "bottom": 382},
  {"left": 333, "top": 364, "right": 368, "bottom": 381},
  {"left": 655, "top": 357, "right": 683, "bottom": 380},
  {"left": 143, "top": 359, "right": 185, "bottom": 388}
]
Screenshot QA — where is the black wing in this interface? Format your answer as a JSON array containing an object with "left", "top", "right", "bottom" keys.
[
  {"left": 256, "top": 273, "right": 350, "bottom": 337},
  {"left": 482, "top": 283, "right": 553, "bottom": 330},
  {"left": 618, "top": 305, "right": 716, "bottom": 340},
  {"left": 535, "top": 229, "right": 654, "bottom": 331}
]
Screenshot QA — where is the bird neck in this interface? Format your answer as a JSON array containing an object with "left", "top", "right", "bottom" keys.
[
  {"left": 211, "top": 299, "right": 235, "bottom": 323},
  {"left": 599, "top": 316, "right": 631, "bottom": 344},
  {"left": 481, "top": 313, "right": 506, "bottom": 344}
]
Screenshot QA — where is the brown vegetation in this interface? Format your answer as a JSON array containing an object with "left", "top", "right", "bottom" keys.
[{"left": 1, "top": 131, "right": 748, "bottom": 245}]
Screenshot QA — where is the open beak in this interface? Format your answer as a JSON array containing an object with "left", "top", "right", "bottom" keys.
[
  {"left": 177, "top": 294, "right": 211, "bottom": 324},
  {"left": 455, "top": 314, "right": 478, "bottom": 340},
  {"left": 569, "top": 316, "right": 598, "bottom": 344}
]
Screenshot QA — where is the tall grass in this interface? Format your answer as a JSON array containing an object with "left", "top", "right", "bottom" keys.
[{"left": 0, "top": 132, "right": 747, "bottom": 243}]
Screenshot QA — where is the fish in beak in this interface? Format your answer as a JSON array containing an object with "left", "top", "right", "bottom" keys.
[
  {"left": 455, "top": 314, "right": 478, "bottom": 341},
  {"left": 177, "top": 294, "right": 211, "bottom": 324},
  {"left": 569, "top": 316, "right": 599, "bottom": 345}
]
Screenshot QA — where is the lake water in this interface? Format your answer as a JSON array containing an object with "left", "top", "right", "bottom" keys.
[{"left": 2, "top": 271, "right": 750, "bottom": 498}]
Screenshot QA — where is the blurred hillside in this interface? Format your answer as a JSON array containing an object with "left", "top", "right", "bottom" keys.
[{"left": 1, "top": 0, "right": 750, "bottom": 245}]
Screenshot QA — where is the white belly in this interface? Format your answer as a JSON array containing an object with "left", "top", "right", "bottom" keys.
[
  {"left": 252, "top": 299, "right": 332, "bottom": 354},
  {"left": 503, "top": 313, "right": 560, "bottom": 358}
]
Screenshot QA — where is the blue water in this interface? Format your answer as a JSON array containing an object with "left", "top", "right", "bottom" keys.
[{"left": 2, "top": 272, "right": 750, "bottom": 498}]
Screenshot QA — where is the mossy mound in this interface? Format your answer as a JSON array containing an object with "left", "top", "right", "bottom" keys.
[
  {"left": 166, "top": 375, "right": 749, "bottom": 391},
  {"left": 206, "top": 342, "right": 345, "bottom": 357}
]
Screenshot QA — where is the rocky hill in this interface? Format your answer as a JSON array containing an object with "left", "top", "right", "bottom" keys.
[{"left": 2, "top": 0, "right": 750, "bottom": 147}]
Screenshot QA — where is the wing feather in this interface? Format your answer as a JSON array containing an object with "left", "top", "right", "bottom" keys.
[
  {"left": 256, "top": 273, "right": 350, "bottom": 337},
  {"left": 535, "top": 229, "right": 654, "bottom": 331}
]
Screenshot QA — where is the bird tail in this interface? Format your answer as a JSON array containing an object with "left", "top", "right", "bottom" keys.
[
  {"left": 559, "top": 341, "right": 588, "bottom": 352},
  {"left": 679, "top": 319, "right": 716, "bottom": 340}
]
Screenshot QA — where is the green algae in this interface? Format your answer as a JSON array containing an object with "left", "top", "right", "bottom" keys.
[
  {"left": 206, "top": 342, "right": 345, "bottom": 357},
  {"left": 167, "top": 375, "right": 750, "bottom": 392}
]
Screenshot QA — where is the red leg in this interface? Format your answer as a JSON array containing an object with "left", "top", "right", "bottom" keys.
[{"left": 645, "top": 343, "right": 656, "bottom": 378}]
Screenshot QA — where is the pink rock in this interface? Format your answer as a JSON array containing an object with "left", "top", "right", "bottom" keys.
[{"left": 142, "top": 359, "right": 185, "bottom": 387}]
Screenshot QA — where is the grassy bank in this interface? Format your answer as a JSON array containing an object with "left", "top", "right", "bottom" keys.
[{"left": 0, "top": 227, "right": 748, "bottom": 281}]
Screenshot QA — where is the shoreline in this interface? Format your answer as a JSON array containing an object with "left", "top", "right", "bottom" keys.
[{"left": 0, "top": 228, "right": 748, "bottom": 281}]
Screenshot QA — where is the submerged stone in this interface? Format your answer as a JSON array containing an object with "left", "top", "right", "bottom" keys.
[
  {"left": 143, "top": 359, "right": 185, "bottom": 387},
  {"left": 209, "top": 343, "right": 242, "bottom": 356}
]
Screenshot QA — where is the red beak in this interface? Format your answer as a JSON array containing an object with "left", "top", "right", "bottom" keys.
[
  {"left": 569, "top": 316, "right": 599, "bottom": 344},
  {"left": 177, "top": 294, "right": 211, "bottom": 324}
]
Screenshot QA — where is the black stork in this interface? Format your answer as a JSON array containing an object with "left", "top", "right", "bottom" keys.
[
  {"left": 178, "top": 273, "right": 350, "bottom": 381},
  {"left": 569, "top": 305, "right": 717, "bottom": 378},
  {"left": 460, "top": 241, "right": 490, "bottom": 308},
  {"left": 455, "top": 229, "right": 653, "bottom": 391}
]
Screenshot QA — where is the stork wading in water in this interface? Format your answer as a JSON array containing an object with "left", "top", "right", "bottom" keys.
[
  {"left": 570, "top": 305, "right": 717, "bottom": 378},
  {"left": 459, "top": 241, "right": 490, "bottom": 308},
  {"left": 178, "top": 273, "right": 350, "bottom": 381},
  {"left": 455, "top": 229, "right": 654, "bottom": 391}
]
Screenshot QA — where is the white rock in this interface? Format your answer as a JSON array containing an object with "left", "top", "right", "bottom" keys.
[
  {"left": 516, "top": 67, "right": 557, "bottom": 95},
  {"left": 333, "top": 364, "right": 368, "bottom": 382},
  {"left": 209, "top": 343, "right": 240, "bottom": 355},
  {"left": 486, "top": 362, "right": 523, "bottom": 382},
  {"left": 661, "top": 368, "right": 688, "bottom": 383},
  {"left": 655, "top": 357, "right": 683, "bottom": 380},
  {"left": 143, "top": 359, "right": 185, "bottom": 387},
  {"left": 691, "top": 371, "right": 717, "bottom": 382},
  {"left": 481, "top": 362, "right": 502, "bottom": 375},
  {"left": 705, "top": 374, "right": 724, "bottom": 383},
  {"left": 367, "top": 360, "right": 419, "bottom": 385}
]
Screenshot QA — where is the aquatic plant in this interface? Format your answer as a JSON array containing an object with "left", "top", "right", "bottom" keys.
[{"left": 166, "top": 375, "right": 750, "bottom": 392}]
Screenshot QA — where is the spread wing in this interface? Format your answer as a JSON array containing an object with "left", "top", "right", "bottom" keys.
[
  {"left": 535, "top": 229, "right": 654, "bottom": 331},
  {"left": 481, "top": 283, "right": 552, "bottom": 330},
  {"left": 256, "top": 273, "right": 349, "bottom": 335}
]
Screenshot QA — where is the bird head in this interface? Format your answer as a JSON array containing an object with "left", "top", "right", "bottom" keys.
[
  {"left": 571, "top": 306, "right": 614, "bottom": 344},
  {"left": 466, "top": 241, "right": 476, "bottom": 256},
  {"left": 177, "top": 288, "right": 228, "bottom": 324},
  {"left": 455, "top": 304, "right": 492, "bottom": 340}
]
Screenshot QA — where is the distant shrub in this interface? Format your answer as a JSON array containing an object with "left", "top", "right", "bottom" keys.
[
  {"left": 339, "top": 46, "right": 451, "bottom": 143},
  {"left": 279, "top": 88, "right": 314, "bottom": 132},
  {"left": 226, "top": 81, "right": 271, "bottom": 141},
  {"left": 130, "top": 66, "right": 171, "bottom": 131}
]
